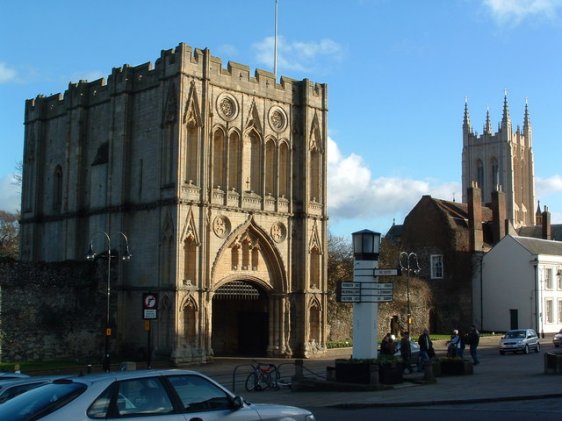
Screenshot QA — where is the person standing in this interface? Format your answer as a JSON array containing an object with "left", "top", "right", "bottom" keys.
[
  {"left": 400, "top": 332, "right": 413, "bottom": 373},
  {"left": 467, "top": 325, "right": 480, "bottom": 365},
  {"left": 380, "top": 332, "right": 395, "bottom": 355},
  {"left": 417, "top": 328, "right": 433, "bottom": 371}
]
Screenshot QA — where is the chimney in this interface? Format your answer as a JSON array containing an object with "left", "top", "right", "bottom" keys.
[
  {"left": 542, "top": 206, "right": 551, "bottom": 240},
  {"left": 468, "top": 182, "right": 483, "bottom": 252},
  {"left": 491, "top": 189, "right": 506, "bottom": 244}
]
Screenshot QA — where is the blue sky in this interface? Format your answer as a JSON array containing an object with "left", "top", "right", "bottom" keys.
[{"left": 2, "top": 0, "right": 562, "bottom": 238}]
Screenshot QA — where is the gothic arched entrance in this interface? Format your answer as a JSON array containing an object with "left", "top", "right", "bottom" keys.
[{"left": 211, "top": 280, "right": 269, "bottom": 356}]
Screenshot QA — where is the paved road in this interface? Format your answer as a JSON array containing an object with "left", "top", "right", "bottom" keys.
[{"left": 187, "top": 335, "right": 562, "bottom": 409}]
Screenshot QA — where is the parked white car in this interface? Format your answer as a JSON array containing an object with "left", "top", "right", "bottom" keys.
[
  {"left": 0, "top": 369, "right": 316, "bottom": 421},
  {"left": 499, "top": 328, "right": 540, "bottom": 355}
]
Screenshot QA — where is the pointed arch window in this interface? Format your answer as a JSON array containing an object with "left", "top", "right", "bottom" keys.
[
  {"left": 231, "top": 244, "right": 240, "bottom": 270},
  {"left": 491, "top": 157, "right": 499, "bottom": 189},
  {"left": 242, "top": 240, "right": 250, "bottom": 270},
  {"left": 212, "top": 129, "right": 226, "bottom": 189},
  {"left": 310, "top": 148, "right": 321, "bottom": 202},
  {"left": 53, "top": 165, "right": 63, "bottom": 213},
  {"left": 309, "top": 247, "right": 321, "bottom": 289},
  {"left": 251, "top": 246, "right": 260, "bottom": 271},
  {"left": 185, "top": 124, "right": 199, "bottom": 185},
  {"left": 183, "top": 298, "right": 197, "bottom": 340},
  {"left": 309, "top": 301, "right": 321, "bottom": 344},
  {"left": 476, "top": 159, "right": 484, "bottom": 192},
  {"left": 228, "top": 132, "right": 240, "bottom": 192},
  {"left": 265, "top": 139, "right": 276, "bottom": 195},
  {"left": 184, "top": 237, "right": 197, "bottom": 285},
  {"left": 249, "top": 132, "right": 261, "bottom": 193},
  {"left": 279, "top": 142, "right": 289, "bottom": 198}
]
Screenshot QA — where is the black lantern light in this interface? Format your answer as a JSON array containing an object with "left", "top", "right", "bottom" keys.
[{"left": 352, "top": 229, "right": 381, "bottom": 261}]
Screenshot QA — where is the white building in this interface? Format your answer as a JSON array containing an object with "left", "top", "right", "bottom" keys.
[{"left": 481, "top": 234, "right": 562, "bottom": 335}]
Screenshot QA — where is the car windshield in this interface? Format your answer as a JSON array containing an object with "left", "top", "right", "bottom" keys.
[
  {"left": 506, "top": 330, "right": 526, "bottom": 339},
  {"left": 0, "top": 381, "right": 86, "bottom": 421}
]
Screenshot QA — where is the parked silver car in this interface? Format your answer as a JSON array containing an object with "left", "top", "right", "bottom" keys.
[
  {"left": 0, "top": 369, "right": 316, "bottom": 421},
  {"left": 553, "top": 329, "right": 562, "bottom": 347},
  {"left": 499, "top": 328, "right": 540, "bottom": 355},
  {"left": 393, "top": 339, "right": 421, "bottom": 365}
]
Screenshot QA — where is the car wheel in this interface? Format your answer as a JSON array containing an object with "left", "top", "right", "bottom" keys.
[
  {"left": 555, "top": 344, "right": 559, "bottom": 348},
  {"left": 535, "top": 343, "right": 540, "bottom": 353},
  {"left": 524, "top": 344, "right": 529, "bottom": 354},
  {"left": 500, "top": 351, "right": 505, "bottom": 355}
]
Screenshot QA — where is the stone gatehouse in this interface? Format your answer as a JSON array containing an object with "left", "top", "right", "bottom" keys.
[{"left": 18, "top": 43, "right": 328, "bottom": 363}]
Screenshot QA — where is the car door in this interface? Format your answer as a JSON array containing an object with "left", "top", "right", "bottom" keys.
[
  {"left": 166, "top": 374, "right": 261, "bottom": 421},
  {"left": 527, "top": 330, "right": 538, "bottom": 348}
]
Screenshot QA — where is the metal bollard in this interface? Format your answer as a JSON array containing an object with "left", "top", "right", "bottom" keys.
[{"left": 423, "top": 359, "right": 435, "bottom": 381}]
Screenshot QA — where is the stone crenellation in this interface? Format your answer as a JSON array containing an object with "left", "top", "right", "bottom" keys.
[{"left": 26, "top": 42, "right": 326, "bottom": 122}]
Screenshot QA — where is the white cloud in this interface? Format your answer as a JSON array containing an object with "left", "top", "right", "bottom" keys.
[
  {"left": 327, "top": 137, "right": 460, "bottom": 223},
  {"left": 537, "top": 174, "right": 562, "bottom": 196},
  {"left": 0, "top": 62, "right": 17, "bottom": 83},
  {"left": 0, "top": 174, "right": 21, "bottom": 213},
  {"left": 483, "top": 0, "right": 562, "bottom": 24},
  {"left": 252, "top": 35, "right": 343, "bottom": 73}
]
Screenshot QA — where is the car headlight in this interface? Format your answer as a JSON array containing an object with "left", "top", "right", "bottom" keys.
[{"left": 305, "top": 415, "right": 317, "bottom": 421}]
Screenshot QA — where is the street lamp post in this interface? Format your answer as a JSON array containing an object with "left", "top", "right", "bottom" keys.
[
  {"left": 399, "top": 251, "right": 420, "bottom": 334},
  {"left": 351, "top": 229, "right": 381, "bottom": 359},
  {"left": 86, "top": 232, "right": 132, "bottom": 372}
]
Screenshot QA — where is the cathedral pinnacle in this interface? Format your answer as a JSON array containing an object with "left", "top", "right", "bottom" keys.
[
  {"left": 484, "top": 107, "right": 492, "bottom": 134},
  {"left": 501, "top": 90, "right": 511, "bottom": 129},
  {"left": 463, "top": 97, "right": 472, "bottom": 132},
  {"left": 524, "top": 97, "right": 531, "bottom": 132}
]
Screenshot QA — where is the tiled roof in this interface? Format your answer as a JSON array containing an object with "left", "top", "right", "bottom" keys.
[{"left": 512, "top": 235, "right": 562, "bottom": 256}]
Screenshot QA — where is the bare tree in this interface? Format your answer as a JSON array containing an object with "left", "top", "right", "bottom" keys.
[
  {"left": 12, "top": 160, "right": 22, "bottom": 188},
  {"left": 327, "top": 232, "right": 354, "bottom": 341},
  {"left": 0, "top": 210, "right": 19, "bottom": 260}
]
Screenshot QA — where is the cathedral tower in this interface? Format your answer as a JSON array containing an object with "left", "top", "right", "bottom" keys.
[{"left": 462, "top": 94, "right": 535, "bottom": 227}]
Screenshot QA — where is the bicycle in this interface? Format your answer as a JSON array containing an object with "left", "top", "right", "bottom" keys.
[{"left": 244, "top": 362, "right": 280, "bottom": 392}]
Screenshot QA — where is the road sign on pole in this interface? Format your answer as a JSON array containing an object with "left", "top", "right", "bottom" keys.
[{"left": 374, "top": 268, "right": 401, "bottom": 276}]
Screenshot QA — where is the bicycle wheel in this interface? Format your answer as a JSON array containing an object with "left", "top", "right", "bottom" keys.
[
  {"left": 245, "top": 371, "right": 261, "bottom": 392},
  {"left": 266, "top": 368, "right": 280, "bottom": 390}
]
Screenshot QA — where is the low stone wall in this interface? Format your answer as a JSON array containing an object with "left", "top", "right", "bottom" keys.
[{"left": 0, "top": 261, "right": 106, "bottom": 362}]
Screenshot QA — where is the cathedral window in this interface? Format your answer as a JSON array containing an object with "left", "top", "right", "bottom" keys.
[
  {"left": 476, "top": 160, "right": 484, "bottom": 191},
  {"left": 491, "top": 158, "right": 499, "bottom": 188}
]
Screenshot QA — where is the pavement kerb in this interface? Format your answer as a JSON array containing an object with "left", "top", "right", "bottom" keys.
[{"left": 329, "top": 392, "right": 562, "bottom": 409}]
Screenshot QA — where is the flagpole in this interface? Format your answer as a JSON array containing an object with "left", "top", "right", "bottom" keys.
[{"left": 274, "top": 0, "right": 278, "bottom": 78}]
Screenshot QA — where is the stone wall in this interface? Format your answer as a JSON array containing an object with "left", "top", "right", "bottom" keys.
[{"left": 0, "top": 261, "right": 106, "bottom": 362}]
